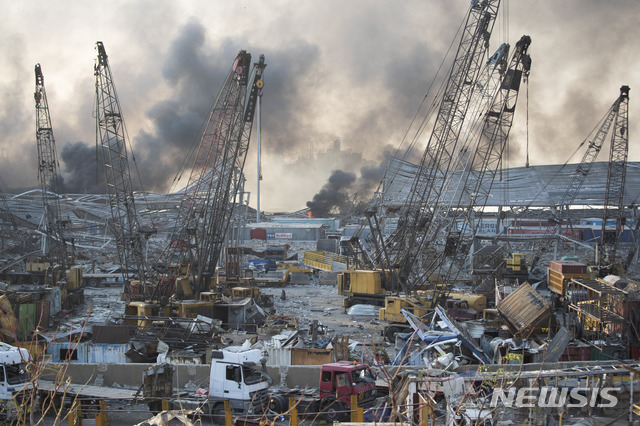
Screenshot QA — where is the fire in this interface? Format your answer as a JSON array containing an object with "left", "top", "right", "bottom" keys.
[{"left": 307, "top": 211, "right": 312, "bottom": 218}]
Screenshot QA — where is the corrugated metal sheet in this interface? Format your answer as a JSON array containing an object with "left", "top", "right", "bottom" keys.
[
  {"left": 497, "top": 283, "right": 551, "bottom": 337},
  {"left": 46, "top": 342, "right": 129, "bottom": 363},
  {"left": 265, "top": 347, "right": 292, "bottom": 366},
  {"left": 87, "top": 343, "right": 130, "bottom": 364},
  {"left": 47, "top": 341, "right": 89, "bottom": 363}
]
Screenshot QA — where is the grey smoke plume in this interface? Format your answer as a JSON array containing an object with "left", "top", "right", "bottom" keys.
[{"left": 59, "top": 141, "right": 106, "bottom": 194}]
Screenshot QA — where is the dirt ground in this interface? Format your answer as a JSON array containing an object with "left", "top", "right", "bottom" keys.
[{"left": 259, "top": 282, "right": 386, "bottom": 345}]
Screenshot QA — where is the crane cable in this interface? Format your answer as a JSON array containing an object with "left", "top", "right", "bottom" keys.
[{"left": 525, "top": 76, "right": 530, "bottom": 168}]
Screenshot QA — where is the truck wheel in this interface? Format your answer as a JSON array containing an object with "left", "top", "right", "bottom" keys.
[
  {"left": 321, "top": 396, "right": 346, "bottom": 422},
  {"left": 212, "top": 403, "right": 226, "bottom": 425},
  {"left": 269, "top": 394, "right": 288, "bottom": 414},
  {"left": 385, "top": 326, "right": 400, "bottom": 342}
]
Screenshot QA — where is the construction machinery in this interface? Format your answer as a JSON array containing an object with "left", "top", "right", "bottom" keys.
[
  {"left": 33, "top": 64, "right": 70, "bottom": 272},
  {"left": 340, "top": 0, "right": 504, "bottom": 306},
  {"left": 32, "top": 64, "right": 83, "bottom": 308},
  {"left": 94, "top": 41, "right": 154, "bottom": 301},
  {"left": 152, "top": 50, "right": 266, "bottom": 307},
  {"left": 369, "top": 0, "right": 503, "bottom": 295},
  {"left": 598, "top": 86, "right": 630, "bottom": 276},
  {"left": 339, "top": 4, "right": 536, "bottom": 342},
  {"left": 337, "top": 269, "right": 391, "bottom": 308},
  {"left": 111, "top": 49, "right": 267, "bottom": 327},
  {"left": 529, "top": 86, "right": 631, "bottom": 277}
]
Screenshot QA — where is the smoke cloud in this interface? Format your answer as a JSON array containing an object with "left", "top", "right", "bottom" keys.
[
  {"left": 306, "top": 170, "right": 356, "bottom": 217},
  {"left": 59, "top": 142, "right": 106, "bottom": 194},
  {"left": 1, "top": 0, "right": 638, "bottom": 213}
]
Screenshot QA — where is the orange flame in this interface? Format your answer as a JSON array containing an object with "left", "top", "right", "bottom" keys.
[{"left": 307, "top": 211, "right": 312, "bottom": 218}]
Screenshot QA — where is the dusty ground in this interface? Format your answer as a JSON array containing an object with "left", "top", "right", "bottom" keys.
[
  {"left": 66, "top": 280, "right": 386, "bottom": 347},
  {"left": 259, "top": 282, "right": 387, "bottom": 349}
]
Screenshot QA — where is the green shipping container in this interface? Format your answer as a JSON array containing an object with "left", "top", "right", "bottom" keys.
[
  {"left": 590, "top": 345, "right": 627, "bottom": 361},
  {"left": 18, "top": 303, "right": 36, "bottom": 341}
]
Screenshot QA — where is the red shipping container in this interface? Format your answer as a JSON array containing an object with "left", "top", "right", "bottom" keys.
[
  {"left": 250, "top": 228, "right": 267, "bottom": 240},
  {"left": 632, "top": 345, "right": 640, "bottom": 360},
  {"left": 559, "top": 344, "right": 590, "bottom": 361}
]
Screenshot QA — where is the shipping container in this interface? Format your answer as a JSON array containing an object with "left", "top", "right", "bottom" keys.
[
  {"left": 559, "top": 344, "right": 591, "bottom": 362},
  {"left": 549, "top": 260, "right": 588, "bottom": 275},
  {"left": 497, "top": 283, "right": 551, "bottom": 337},
  {"left": 250, "top": 228, "right": 267, "bottom": 240},
  {"left": 547, "top": 261, "right": 590, "bottom": 296}
]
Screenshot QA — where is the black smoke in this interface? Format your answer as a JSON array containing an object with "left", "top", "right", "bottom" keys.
[
  {"left": 306, "top": 170, "right": 356, "bottom": 217},
  {"left": 306, "top": 143, "right": 423, "bottom": 217}
]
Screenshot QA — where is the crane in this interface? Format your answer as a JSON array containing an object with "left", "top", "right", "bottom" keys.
[
  {"left": 599, "top": 85, "right": 630, "bottom": 275},
  {"left": 436, "top": 35, "right": 532, "bottom": 284},
  {"left": 94, "top": 41, "right": 152, "bottom": 300},
  {"left": 527, "top": 86, "right": 630, "bottom": 271},
  {"left": 154, "top": 51, "right": 266, "bottom": 300},
  {"left": 370, "top": 0, "right": 501, "bottom": 294},
  {"left": 34, "top": 64, "right": 70, "bottom": 271}
]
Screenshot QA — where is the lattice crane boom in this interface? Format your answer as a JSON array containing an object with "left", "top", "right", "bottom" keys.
[
  {"left": 431, "top": 35, "right": 531, "bottom": 284},
  {"left": 383, "top": 0, "right": 500, "bottom": 293},
  {"left": 34, "top": 63, "right": 69, "bottom": 268},
  {"left": 155, "top": 51, "right": 266, "bottom": 298},
  {"left": 94, "top": 41, "right": 149, "bottom": 297},
  {"left": 600, "top": 85, "right": 630, "bottom": 272}
]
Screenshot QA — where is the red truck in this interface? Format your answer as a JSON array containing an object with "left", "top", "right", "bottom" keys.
[{"left": 268, "top": 361, "right": 380, "bottom": 422}]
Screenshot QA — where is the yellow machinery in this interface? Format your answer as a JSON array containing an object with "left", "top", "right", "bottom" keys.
[
  {"left": 125, "top": 302, "right": 171, "bottom": 328},
  {"left": 337, "top": 269, "right": 391, "bottom": 307},
  {"left": 379, "top": 296, "right": 431, "bottom": 323},
  {"left": 280, "top": 266, "right": 313, "bottom": 283},
  {"left": 506, "top": 253, "right": 527, "bottom": 272},
  {"left": 415, "top": 290, "right": 487, "bottom": 313},
  {"left": 231, "top": 287, "right": 259, "bottom": 299},
  {"left": 66, "top": 266, "right": 83, "bottom": 291},
  {"left": 199, "top": 292, "right": 221, "bottom": 302},
  {"left": 379, "top": 295, "right": 432, "bottom": 341},
  {"left": 172, "top": 300, "right": 214, "bottom": 319}
]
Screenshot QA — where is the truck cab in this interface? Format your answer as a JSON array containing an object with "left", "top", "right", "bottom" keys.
[
  {"left": 0, "top": 343, "right": 32, "bottom": 420},
  {"left": 207, "top": 348, "right": 271, "bottom": 421},
  {"left": 318, "top": 361, "right": 378, "bottom": 420}
]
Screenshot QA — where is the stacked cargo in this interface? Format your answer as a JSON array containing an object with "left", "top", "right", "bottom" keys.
[{"left": 547, "top": 260, "right": 590, "bottom": 296}]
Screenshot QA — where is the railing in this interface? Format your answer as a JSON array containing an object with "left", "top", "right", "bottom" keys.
[{"left": 303, "top": 251, "right": 349, "bottom": 271}]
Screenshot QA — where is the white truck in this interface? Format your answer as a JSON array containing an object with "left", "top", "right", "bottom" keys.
[
  {"left": 206, "top": 347, "right": 272, "bottom": 421},
  {"left": 143, "top": 347, "right": 272, "bottom": 423},
  {"left": 0, "top": 343, "right": 32, "bottom": 420}
]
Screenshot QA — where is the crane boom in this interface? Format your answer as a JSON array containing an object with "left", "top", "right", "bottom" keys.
[
  {"left": 34, "top": 63, "right": 69, "bottom": 268},
  {"left": 380, "top": 0, "right": 500, "bottom": 293},
  {"left": 600, "top": 85, "right": 630, "bottom": 272},
  {"left": 435, "top": 35, "right": 531, "bottom": 284},
  {"left": 156, "top": 51, "right": 266, "bottom": 298},
  {"left": 94, "top": 41, "right": 149, "bottom": 298}
]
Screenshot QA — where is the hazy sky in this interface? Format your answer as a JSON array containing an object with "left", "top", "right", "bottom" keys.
[{"left": 1, "top": 0, "right": 639, "bottom": 212}]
